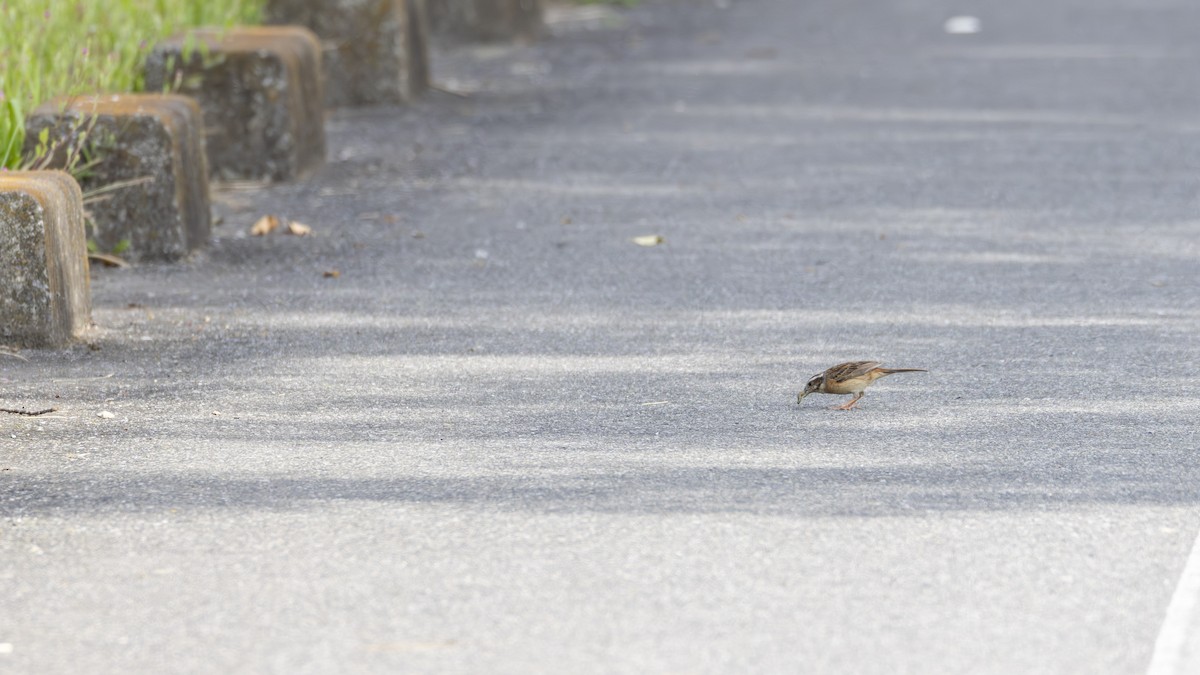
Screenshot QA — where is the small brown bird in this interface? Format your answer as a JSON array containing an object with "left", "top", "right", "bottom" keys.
[{"left": 796, "top": 361, "right": 927, "bottom": 410}]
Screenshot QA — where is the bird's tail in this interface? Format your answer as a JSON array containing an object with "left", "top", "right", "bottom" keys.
[{"left": 878, "top": 368, "right": 927, "bottom": 374}]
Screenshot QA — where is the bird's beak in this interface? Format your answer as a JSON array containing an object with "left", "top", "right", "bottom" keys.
[{"left": 796, "top": 391, "right": 808, "bottom": 404}]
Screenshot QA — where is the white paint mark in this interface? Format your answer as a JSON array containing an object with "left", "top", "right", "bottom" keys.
[{"left": 1147, "top": 526, "right": 1200, "bottom": 674}]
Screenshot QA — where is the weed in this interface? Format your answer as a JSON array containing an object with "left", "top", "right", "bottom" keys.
[{"left": 0, "top": 0, "right": 262, "bottom": 169}]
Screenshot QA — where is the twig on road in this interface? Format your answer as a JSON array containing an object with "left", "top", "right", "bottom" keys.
[{"left": 0, "top": 407, "right": 59, "bottom": 417}]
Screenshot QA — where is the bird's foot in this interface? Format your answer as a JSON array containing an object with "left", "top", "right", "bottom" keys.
[{"left": 833, "top": 396, "right": 863, "bottom": 411}]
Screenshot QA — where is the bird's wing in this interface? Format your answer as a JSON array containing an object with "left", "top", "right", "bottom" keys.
[{"left": 827, "top": 361, "right": 882, "bottom": 383}]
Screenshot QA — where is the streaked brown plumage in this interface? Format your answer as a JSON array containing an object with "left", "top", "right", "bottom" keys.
[{"left": 796, "top": 361, "right": 927, "bottom": 410}]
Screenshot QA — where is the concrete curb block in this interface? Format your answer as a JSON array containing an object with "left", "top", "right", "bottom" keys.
[
  {"left": 24, "top": 94, "right": 212, "bottom": 262},
  {"left": 0, "top": 171, "right": 90, "bottom": 348},
  {"left": 266, "top": 0, "right": 430, "bottom": 107},
  {"left": 428, "top": 0, "right": 543, "bottom": 43},
  {"left": 144, "top": 26, "right": 327, "bottom": 182}
]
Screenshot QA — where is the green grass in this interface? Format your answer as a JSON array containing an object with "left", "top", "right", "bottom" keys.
[{"left": 0, "top": 0, "right": 262, "bottom": 169}]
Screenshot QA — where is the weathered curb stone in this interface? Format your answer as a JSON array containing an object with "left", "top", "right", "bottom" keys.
[
  {"left": 265, "top": 0, "right": 430, "bottom": 106},
  {"left": 427, "top": 0, "right": 543, "bottom": 43},
  {"left": 0, "top": 171, "right": 90, "bottom": 348},
  {"left": 144, "top": 26, "right": 326, "bottom": 182},
  {"left": 24, "top": 95, "right": 211, "bottom": 262}
]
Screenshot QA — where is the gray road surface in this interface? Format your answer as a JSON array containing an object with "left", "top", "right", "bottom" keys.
[{"left": 4, "top": 0, "right": 1200, "bottom": 672}]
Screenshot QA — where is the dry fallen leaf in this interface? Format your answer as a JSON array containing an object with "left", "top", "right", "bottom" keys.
[
  {"left": 285, "top": 221, "right": 312, "bottom": 236},
  {"left": 88, "top": 252, "right": 130, "bottom": 268},
  {"left": 250, "top": 215, "right": 280, "bottom": 236},
  {"left": 323, "top": 269, "right": 341, "bottom": 278},
  {"left": 632, "top": 235, "right": 665, "bottom": 246}
]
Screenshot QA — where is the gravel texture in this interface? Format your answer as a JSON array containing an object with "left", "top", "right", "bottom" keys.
[{"left": 3, "top": 0, "right": 1200, "bottom": 672}]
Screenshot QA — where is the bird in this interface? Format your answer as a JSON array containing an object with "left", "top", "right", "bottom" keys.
[{"left": 796, "top": 361, "right": 927, "bottom": 410}]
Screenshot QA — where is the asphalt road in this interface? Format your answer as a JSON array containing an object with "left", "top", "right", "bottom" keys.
[{"left": 4, "top": 0, "right": 1200, "bottom": 672}]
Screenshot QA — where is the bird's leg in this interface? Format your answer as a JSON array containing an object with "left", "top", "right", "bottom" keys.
[{"left": 833, "top": 393, "right": 864, "bottom": 410}]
